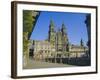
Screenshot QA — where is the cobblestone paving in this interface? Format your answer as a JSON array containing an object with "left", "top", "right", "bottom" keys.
[{"left": 24, "top": 59, "right": 73, "bottom": 69}]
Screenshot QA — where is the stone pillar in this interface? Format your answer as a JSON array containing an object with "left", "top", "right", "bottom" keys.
[
  {"left": 23, "top": 51, "right": 28, "bottom": 67},
  {"left": 85, "top": 14, "right": 91, "bottom": 57},
  {"left": 60, "top": 55, "right": 62, "bottom": 63},
  {"left": 54, "top": 54, "right": 57, "bottom": 63},
  {"left": 23, "top": 32, "right": 29, "bottom": 67}
]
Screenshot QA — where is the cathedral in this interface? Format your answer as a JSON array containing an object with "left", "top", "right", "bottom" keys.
[
  {"left": 48, "top": 20, "right": 69, "bottom": 53},
  {"left": 30, "top": 20, "right": 88, "bottom": 63}
]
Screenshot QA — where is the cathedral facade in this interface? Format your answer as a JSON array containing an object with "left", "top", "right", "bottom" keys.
[{"left": 30, "top": 20, "right": 88, "bottom": 62}]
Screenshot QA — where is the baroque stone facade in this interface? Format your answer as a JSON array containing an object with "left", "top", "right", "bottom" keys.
[{"left": 30, "top": 20, "right": 88, "bottom": 62}]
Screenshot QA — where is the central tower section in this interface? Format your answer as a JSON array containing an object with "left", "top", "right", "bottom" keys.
[{"left": 48, "top": 20, "right": 56, "bottom": 48}]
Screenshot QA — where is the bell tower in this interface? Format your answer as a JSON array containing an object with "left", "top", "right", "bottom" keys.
[
  {"left": 61, "top": 23, "right": 69, "bottom": 51},
  {"left": 48, "top": 20, "right": 56, "bottom": 46},
  {"left": 80, "top": 38, "right": 84, "bottom": 46}
]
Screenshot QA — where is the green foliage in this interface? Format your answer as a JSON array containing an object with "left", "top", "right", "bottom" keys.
[{"left": 23, "top": 10, "right": 33, "bottom": 34}]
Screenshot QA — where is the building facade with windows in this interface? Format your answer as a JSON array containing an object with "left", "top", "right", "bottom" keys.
[{"left": 30, "top": 20, "right": 88, "bottom": 62}]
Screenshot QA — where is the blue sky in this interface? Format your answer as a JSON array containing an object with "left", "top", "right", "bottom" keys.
[{"left": 30, "top": 11, "right": 89, "bottom": 45}]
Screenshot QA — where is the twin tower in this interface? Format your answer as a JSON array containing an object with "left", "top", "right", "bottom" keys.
[{"left": 48, "top": 20, "right": 69, "bottom": 52}]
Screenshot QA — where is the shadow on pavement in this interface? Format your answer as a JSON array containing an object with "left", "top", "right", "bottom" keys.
[{"left": 46, "top": 57, "right": 90, "bottom": 66}]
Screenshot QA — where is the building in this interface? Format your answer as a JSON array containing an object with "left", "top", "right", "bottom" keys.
[
  {"left": 32, "top": 40, "right": 52, "bottom": 60},
  {"left": 30, "top": 20, "right": 88, "bottom": 63}
]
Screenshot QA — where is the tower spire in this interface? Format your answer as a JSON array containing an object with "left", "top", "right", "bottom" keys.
[
  {"left": 61, "top": 22, "right": 66, "bottom": 34},
  {"left": 48, "top": 19, "right": 55, "bottom": 45},
  {"left": 50, "top": 19, "right": 54, "bottom": 27},
  {"left": 80, "top": 38, "right": 84, "bottom": 46}
]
